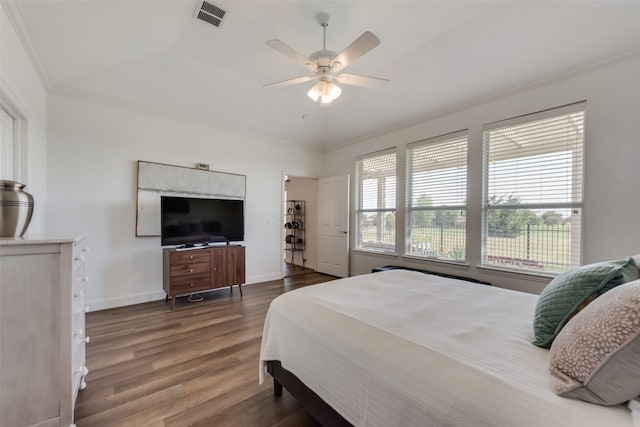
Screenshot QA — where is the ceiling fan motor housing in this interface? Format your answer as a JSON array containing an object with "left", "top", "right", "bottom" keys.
[{"left": 309, "top": 50, "right": 337, "bottom": 67}]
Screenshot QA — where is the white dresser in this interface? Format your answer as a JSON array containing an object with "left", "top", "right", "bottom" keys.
[{"left": 0, "top": 235, "right": 89, "bottom": 427}]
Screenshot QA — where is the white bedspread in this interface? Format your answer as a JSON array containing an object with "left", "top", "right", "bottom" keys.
[{"left": 259, "top": 270, "right": 633, "bottom": 427}]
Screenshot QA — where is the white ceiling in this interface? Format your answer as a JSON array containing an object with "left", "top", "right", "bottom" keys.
[{"left": 14, "top": 1, "right": 640, "bottom": 152}]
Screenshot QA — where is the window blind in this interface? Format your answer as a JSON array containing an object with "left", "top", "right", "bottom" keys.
[
  {"left": 406, "top": 131, "right": 468, "bottom": 261},
  {"left": 355, "top": 149, "right": 397, "bottom": 254},
  {"left": 482, "top": 103, "right": 585, "bottom": 273}
]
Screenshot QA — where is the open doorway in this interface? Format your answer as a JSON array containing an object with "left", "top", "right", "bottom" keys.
[{"left": 283, "top": 175, "right": 318, "bottom": 277}]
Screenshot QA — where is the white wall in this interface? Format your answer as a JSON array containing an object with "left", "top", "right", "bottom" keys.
[
  {"left": 46, "top": 94, "right": 323, "bottom": 309},
  {"left": 323, "top": 54, "right": 640, "bottom": 294},
  {"left": 284, "top": 176, "right": 318, "bottom": 270},
  {"left": 0, "top": 3, "right": 48, "bottom": 232}
]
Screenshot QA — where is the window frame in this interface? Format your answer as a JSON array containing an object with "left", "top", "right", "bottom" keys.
[
  {"left": 481, "top": 102, "right": 586, "bottom": 274},
  {"left": 354, "top": 148, "right": 398, "bottom": 255},
  {"left": 405, "top": 130, "right": 468, "bottom": 262},
  {"left": 0, "top": 82, "right": 28, "bottom": 184}
]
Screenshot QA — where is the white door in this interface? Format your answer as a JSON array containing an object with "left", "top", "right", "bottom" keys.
[{"left": 317, "top": 175, "right": 350, "bottom": 277}]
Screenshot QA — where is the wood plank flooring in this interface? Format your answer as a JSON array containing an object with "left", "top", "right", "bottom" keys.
[{"left": 75, "top": 271, "right": 337, "bottom": 427}]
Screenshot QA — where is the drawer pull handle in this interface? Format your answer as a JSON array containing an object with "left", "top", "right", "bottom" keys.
[
  {"left": 189, "top": 268, "right": 194, "bottom": 272},
  {"left": 189, "top": 255, "right": 194, "bottom": 259},
  {"left": 190, "top": 283, "right": 194, "bottom": 287},
  {"left": 84, "top": 336, "right": 91, "bottom": 344}
]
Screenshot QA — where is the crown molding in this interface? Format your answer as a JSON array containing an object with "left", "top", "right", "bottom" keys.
[
  {"left": 1, "top": 0, "right": 52, "bottom": 90},
  {"left": 330, "top": 44, "right": 640, "bottom": 152},
  {"left": 49, "top": 87, "right": 325, "bottom": 154}
]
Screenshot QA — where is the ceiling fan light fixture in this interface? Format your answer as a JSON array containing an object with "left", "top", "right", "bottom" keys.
[
  {"left": 307, "top": 87, "right": 320, "bottom": 102},
  {"left": 307, "top": 80, "right": 341, "bottom": 104}
]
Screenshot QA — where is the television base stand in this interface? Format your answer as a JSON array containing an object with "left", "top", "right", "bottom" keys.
[{"left": 162, "top": 245, "right": 245, "bottom": 310}]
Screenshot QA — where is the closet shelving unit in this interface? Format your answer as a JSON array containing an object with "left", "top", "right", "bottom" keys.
[{"left": 284, "top": 200, "right": 305, "bottom": 267}]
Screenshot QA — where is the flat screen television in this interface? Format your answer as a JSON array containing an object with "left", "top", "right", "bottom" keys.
[{"left": 160, "top": 196, "right": 244, "bottom": 246}]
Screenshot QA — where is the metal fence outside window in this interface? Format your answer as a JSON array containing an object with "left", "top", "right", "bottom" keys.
[{"left": 359, "top": 223, "right": 572, "bottom": 271}]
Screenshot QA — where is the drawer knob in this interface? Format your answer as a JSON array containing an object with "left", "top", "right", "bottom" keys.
[
  {"left": 84, "top": 336, "right": 91, "bottom": 344},
  {"left": 83, "top": 306, "right": 90, "bottom": 313},
  {"left": 189, "top": 255, "right": 194, "bottom": 259},
  {"left": 82, "top": 275, "right": 90, "bottom": 283},
  {"left": 74, "top": 366, "right": 89, "bottom": 376},
  {"left": 212, "top": 267, "right": 217, "bottom": 271},
  {"left": 82, "top": 247, "right": 90, "bottom": 253},
  {"left": 189, "top": 268, "right": 194, "bottom": 272},
  {"left": 74, "top": 291, "right": 83, "bottom": 299},
  {"left": 75, "top": 255, "right": 84, "bottom": 262},
  {"left": 73, "top": 329, "right": 84, "bottom": 338},
  {"left": 190, "top": 283, "right": 194, "bottom": 287}
]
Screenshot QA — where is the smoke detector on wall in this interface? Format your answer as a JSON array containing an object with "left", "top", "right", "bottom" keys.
[{"left": 194, "top": 1, "right": 226, "bottom": 28}]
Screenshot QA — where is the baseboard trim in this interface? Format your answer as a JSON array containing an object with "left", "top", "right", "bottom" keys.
[
  {"left": 87, "top": 290, "right": 166, "bottom": 311},
  {"left": 87, "top": 273, "right": 284, "bottom": 311},
  {"left": 247, "top": 272, "right": 283, "bottom": 284}
]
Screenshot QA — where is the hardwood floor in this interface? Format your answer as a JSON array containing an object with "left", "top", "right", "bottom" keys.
[
  {"left": 283, "top": 262, "right": 313, "bottom": 278},
  {"left": 75, "top": 271, "right": 337, "bottom": 427}
]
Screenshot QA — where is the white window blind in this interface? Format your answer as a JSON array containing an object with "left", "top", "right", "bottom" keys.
[
  {"left": 406, "top": 131, "right": 468, "bottom": 261},
  {"left": 482, "top": 103, "right": 585, "bottom": 273},
  {"left": 355, "top": 149, "right": 397, "bottom": 254}
]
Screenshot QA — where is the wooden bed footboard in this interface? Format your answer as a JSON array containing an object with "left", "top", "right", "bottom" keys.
[{"left": 266, "top": 360, "right": 352, "bottom": 426}]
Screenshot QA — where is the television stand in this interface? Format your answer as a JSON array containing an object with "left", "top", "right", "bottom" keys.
[{"left": 162, "top": 245, "right": 245, "bottom": 310}]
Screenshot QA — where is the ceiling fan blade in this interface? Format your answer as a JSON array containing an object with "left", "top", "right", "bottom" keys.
[
  {"left": 263, "top": 75, "right": 316, "bottom": 89},
  {"left": 266, "top": 39, "right": 316, "bottom": 72},
  {"left": 335, "top": 73, "right": 389, "bottom": 89},
  {"left": 331, "top": 31, "right": 380, "bottom": 71}
]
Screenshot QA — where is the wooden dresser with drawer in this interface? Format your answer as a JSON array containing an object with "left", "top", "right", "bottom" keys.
[{"left": 162, "top": 245, "right": 245, "bottom": 310}]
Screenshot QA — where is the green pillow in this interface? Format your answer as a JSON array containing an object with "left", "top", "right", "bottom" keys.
[{"left": 532, "top": 257, "right": 638, "bottom": 348}]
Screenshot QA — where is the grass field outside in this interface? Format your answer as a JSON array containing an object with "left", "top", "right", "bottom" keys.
[{"left": 360, "top": 223, "right": 573, "bottom": 272}]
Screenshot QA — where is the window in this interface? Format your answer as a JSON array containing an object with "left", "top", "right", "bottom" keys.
[
  {"left": 0, "top": 106, "right": 16, "bottom": 180},
  {"left": 406, "top": 131, "right": 468, "bottom": 261},
  {"left": 482, "top": 103, "right": 585, "bottom": 273},
  {"left": 355, "top": 149, "right": 396, "bottom": 254}
]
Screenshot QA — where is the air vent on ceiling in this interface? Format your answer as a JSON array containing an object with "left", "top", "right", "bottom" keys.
[{"left": 194, "top": 1, "right": 226, "bottom": 28}]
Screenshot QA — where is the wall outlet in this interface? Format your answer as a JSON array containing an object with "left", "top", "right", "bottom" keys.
[{"left": 196, "top": 163, "right": 209, "bottom": 170}]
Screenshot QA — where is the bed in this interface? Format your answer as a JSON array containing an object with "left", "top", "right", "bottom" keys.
[{"left": 259, "top": 269, "right": 635, "bottom": 426}]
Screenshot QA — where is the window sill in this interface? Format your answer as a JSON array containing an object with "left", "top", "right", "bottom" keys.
[
  {"left": 476, "top": 265, "right": 555, "bottom": 283},
  {"left": 401, "top": 255, "right": 470, "bottom": 271},
  {"left": 352, "top": 248, "right": 397, "bottom": 257}
]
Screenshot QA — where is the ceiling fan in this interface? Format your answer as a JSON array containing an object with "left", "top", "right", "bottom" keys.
[{"left": 263, "top": 13, "right": 389, "bottom": 104}]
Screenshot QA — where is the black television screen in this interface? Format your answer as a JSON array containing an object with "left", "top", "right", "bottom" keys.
[{"left": 160, "top": 196, "right": 244, "bottom": 246}]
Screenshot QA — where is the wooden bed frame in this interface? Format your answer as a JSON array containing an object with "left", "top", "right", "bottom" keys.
[{"left": 266, "top": 360, "right": 352, "bottom": 426}]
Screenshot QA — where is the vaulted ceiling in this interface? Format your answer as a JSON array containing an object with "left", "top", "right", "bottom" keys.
[{"left": 13, "top": 1, "right": 640, "bottom": 152}]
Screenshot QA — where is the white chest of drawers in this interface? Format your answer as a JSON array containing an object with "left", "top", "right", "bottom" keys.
[{"left": 0, "top": 234, "right": 89, "bottom": 427}]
